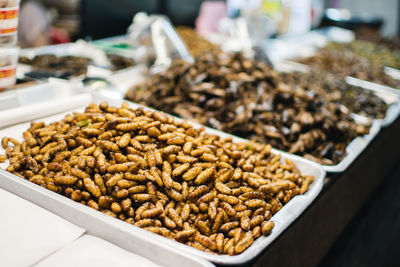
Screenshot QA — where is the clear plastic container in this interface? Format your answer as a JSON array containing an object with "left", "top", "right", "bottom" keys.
[
  {"left": 0, "top": 0, "right": 20, "bottom": 46},
  {"left": 0, "top": 46, "right": 19, "bottom": 90}
]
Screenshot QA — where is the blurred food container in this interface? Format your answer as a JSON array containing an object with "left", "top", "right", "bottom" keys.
[
  {"left": 0, "top": 46, "right": 18, "bottom": 90},
  {"left": 322, "top": 8, "right": 383, "bottom": 37},
  {"left": 0, "top": 0, "right": 19, "bottom": 46}
]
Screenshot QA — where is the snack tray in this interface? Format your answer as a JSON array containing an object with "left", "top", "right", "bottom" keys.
[
  {"left": 270, "top": 36, "right": 400, "bottom": 93},
  {"left": 17, "top": 42, "right": 143, "bottom": 80},
  {"left": 274, "top": 60, "right": 400, "bottom": 172},
  {"left": 0, "top": 96, "right": 325, "bottom": 265},
  {"left": 276, "top": 61, "right": 400, "bottom": 127}
]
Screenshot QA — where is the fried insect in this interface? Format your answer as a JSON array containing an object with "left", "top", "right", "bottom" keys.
[
  {"left": 235, "top": 232, "right": 254, "bottom": 254},
  {"left": 194, "top": 167, "right": 215, "bottom": 185},
  {"left": 54, "top": 175, "right": 78, "bottom": 185}
]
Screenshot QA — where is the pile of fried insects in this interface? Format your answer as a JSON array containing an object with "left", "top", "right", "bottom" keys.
[{"left": 0, "top": 102, "right": 314, "bottom": 255}]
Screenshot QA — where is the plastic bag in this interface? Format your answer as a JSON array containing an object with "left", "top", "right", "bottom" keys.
[{"left": 128, "top": 12, "right": 193, "bottom": 73}]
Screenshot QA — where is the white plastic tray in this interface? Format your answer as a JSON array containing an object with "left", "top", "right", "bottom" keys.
[
  {"left": 0, "top": 99, "right": 325, "bottom": 265},
  {"left": 345, "top": 76, "right": 400, "bottom": 127},
  {"left": 384, "top": 66, "right": 400, "bottom": 81},
  {"left": 0, "top": 80, "right": 92, "bottom": 129}
]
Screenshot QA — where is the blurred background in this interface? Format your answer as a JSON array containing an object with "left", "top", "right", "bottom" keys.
[{"left": 19, "top": 0, "right": 399, "bottom": 46}]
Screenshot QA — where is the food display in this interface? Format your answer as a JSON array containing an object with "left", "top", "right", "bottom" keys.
[
  {"left": 355, "top": 28, "right": 400, "bottom": 52},
  {"left": 373, "top": 37, "right": 400, "bottom": 52},
  {"left": 19, "top": 55, "right": 92, "bottom": 76},
  {"left": 176, "top": 26, "right": 220, "bottom": 57},
  {"left": 280, "top": 70, "right": 388, "bottom": 119},
  {"left": 325, "top": 41, "right": 400, "bottom": 69},
  {"left": 296, "top": 43, "right": 400, "bottom": 89},
  {"left": 0, "top": 102, "right": 314, "bottom": 255},
  {"left": 126, "top": 51, "right": 369, "bottom": 165},
  {"left": 19, "top": 53, "right": 136, "bottom": 76}
]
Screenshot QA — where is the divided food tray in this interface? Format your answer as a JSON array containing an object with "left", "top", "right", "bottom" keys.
[{"left": 0, "top": 98, "right": 325, "bottom": 265}]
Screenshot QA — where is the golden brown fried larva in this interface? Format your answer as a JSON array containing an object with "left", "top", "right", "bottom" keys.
[
  {"left": 194, "top": 167, "right": 215, "bottom": 185},
  {"left": 176, "top": 228, "right": 196, "bottom": 242},
  {"left": 261, "top": 220, "right": 274, "bottom": 236},
  {"left": 235, "top": 232, "right": 254, "bottom": 254},
  {"left": 83, "top": 178, "right": 102, "bottom": 198},
  {"left": 194, "top": 234, "right": 216, "bottom": 250},
  {"left": 54, "top": 175, "right": 78, "bottom": 185},
  {"left": 215, "top": 181, "right": 232, "bottom": 195},
  {"left": 132, "top": 193, "right": 152, "bottom": 202},
  {"left": 220, "top": 221, "right": 240, "bottom": 233},
  {"left": 240, "top": 216, "right": 251, "bottom": 231},
  {"left": 172, "top": 163, "right": 190, "bottom": 177},
  {"left": 182, "top": 166, "right": 202, "bottom": 181},
  {"left": 300, "top": 176, "right": 314, "bottom": 194},
  {"left": 141, "top": 207, "right": 163, "bottom": 219}
]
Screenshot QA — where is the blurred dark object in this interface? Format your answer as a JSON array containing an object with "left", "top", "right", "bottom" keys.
[
  {"left": 106, "top": 53, "right": 135, "bottom": 71},
  {"left": 356, "top": 29, "right": 400, "bottom": 52},
  {"left": 81, "top": 0, "right": 203, "bottom": 40},
  {"left": 24, "top": 70, "right": 72, "bottom": 80},
  {"left": 321, "top": 8, "right": 383, "bottom": 37},
  {"left": 19, "top": 54, "right": 91, "bottom": 76},
  {"left": 6, "top": 79, "right": 39, "bottom": 90},
  {"left": 324, "top": 41, "right": 400, "bottom": 69},
  {"left": 296, "top": 45, "right": 400, "bottom": 89}
]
